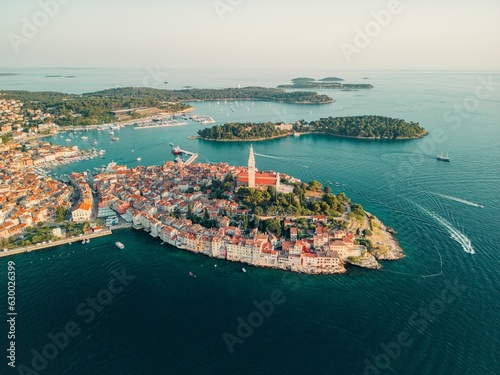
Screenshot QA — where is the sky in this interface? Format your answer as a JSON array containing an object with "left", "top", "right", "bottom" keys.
[{"left": 1, "top": 0, "right": 499, "bottom": 70}]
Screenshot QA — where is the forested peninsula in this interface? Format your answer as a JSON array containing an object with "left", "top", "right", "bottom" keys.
[{"left": 0, "top": 87, "right": 333, "bottom": 128}]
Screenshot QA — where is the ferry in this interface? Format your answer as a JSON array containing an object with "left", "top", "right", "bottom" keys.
[
  {"left": 437, "top": 152, "right": 450, "bottom": 162},
  {"left": 115, "top": 241, "right": 125, "bottom": 249},
  {"left": 171, "top": 146, "right": 182, "bottom": 155}
]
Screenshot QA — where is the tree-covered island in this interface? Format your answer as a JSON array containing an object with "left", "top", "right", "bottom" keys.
[
  {"left": 278, "top": 77, "right": 373, "bottom": 90},
  {"left": 197, "top": 115, "right": 428, "bottom": 141}
]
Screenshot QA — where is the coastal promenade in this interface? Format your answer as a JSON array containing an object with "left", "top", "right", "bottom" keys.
[{"left": 0, "top": 229, "right": 112, "bottom": 258}]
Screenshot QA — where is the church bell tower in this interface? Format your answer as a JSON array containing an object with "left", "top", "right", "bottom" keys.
[{"left": 248, "top": 145, "right": 256, "bottom": 188}]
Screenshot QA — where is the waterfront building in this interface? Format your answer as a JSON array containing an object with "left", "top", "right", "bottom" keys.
[{"left": 71, "top": 202, "right": 92, "bottom": 222}]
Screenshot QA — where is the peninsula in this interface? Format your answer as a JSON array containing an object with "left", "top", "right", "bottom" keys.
[
  {"left": 0, "top": 87, "right": 333, "bottom": 130},
  {"left": 197, "top": 116, "right": 428, "bottom": 141},
  {"left": 0, "top": 137, "right": 402, "bottom": 274}
]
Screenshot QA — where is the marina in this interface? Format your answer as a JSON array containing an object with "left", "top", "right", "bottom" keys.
[{"left": 134, "top": 119, "right": 188, "bottom": 129}]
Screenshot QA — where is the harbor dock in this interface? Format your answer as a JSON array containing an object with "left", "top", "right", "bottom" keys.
[{"left": 177, "top": 148, "right": 198, "bottom": 166}]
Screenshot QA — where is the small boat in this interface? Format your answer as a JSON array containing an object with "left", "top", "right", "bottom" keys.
[
  {"left": 189, "top": 272, "right": 194, "bottom": 277},
  {"left": 66, "top": 139, "right": 71, "bottom": 142},
  {"left": 86, "top": 238, "right": 90, "bottom": 244},
  {"left": 169, "top": 142, "right": 174, "bottom": 146},
  {"left": 81, "top": 239, "right": 86, "bottom": 244},
  {"left": 115, "top": 241, "right": 125, "bottom": 249},
  {"left": 137, "top": 157, "right": 142, "bottom": 162},
  {"left": 242, "top": 268, "right": 247, "bottom": 273},
  {"left": 171, "top": 146, "right": 182, "bottom": 155},
  {"left": 111, "top": 137, "right": 119, "bottom": 141},
  {"left": 160, "top": 242, "right": 165, "bottom": 245},
  {"left": 437, "top": 152, "right": 450, "bottom": 162},
  {"left": 81, "top": 136, "right": 88, "bottom": 140}
]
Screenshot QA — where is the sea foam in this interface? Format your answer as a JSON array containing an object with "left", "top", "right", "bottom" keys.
[
  {"left": 432, "top": 193, "right": 484, "bottom": 208},
  {"left": 419, "top": 205, "right": 476, "bottom": 254}
]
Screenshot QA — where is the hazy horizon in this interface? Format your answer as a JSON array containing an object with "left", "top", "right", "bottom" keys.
[{"left": 1, "top": 0, "right": 499, "bottom": 71}]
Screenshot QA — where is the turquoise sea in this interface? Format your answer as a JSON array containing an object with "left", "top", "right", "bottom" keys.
[{"left": 0, "top": 69, "right": 499, "bottom": 374}]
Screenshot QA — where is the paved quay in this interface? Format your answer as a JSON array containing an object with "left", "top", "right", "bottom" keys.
[{"left": 0, "top": 229, "right": 113, "bottom": 258}]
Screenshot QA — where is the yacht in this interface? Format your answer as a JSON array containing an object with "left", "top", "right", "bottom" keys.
[
  {"left": 115, "top": 241, "right": 125, "bottom": 249},
  {"left": 437, "top": 152, "right": 450, "bottom": 162}
]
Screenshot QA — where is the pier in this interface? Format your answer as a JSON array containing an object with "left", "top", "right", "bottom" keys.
[{"left": 178, "top": 148, "right": 198, "bottom": 166}]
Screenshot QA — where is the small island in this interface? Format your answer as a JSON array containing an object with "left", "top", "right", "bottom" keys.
[
  {"left": 197, "top": 116, "right": 428, "bottom": 141},
  {"left": 278, "top": 77, "right": 373, "bottom": 90}
]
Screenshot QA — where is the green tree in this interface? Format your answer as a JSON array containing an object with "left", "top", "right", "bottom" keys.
[
  {"left": 56, "top": 206, "right": 67, "bottom": 221},
  {"left": 265, "top": 218, "right": 281, "bottom": 237},
  {"left": 254, "top": 206, "right": 264, "bottom": 216},
  {"left": 308, "top": 180, "right": 322, "bottom": 191}
]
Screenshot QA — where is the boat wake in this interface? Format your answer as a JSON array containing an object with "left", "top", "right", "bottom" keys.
[
  {"left": 254, "top": 152, "right": 288, "bottom": 160},
  {"left": 431, "top": 193, "right": 484, "bottom": 208},
  {"left": 418, "top": 205, "right": 475, "bottom": 254}
]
